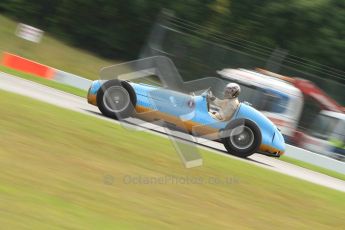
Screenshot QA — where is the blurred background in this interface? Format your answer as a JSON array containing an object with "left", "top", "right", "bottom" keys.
[
  {"left": 1, "top": 1, "right": 345, "bottom": 229},
  {"left": 0, "top": 0, "right": 344, "bottom": 160}
]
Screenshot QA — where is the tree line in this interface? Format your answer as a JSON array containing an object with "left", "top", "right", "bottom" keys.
[{"left": 0, "top": 0, "right": 344, "bottom": 80}]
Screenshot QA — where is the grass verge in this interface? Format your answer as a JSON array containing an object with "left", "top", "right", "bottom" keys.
[
  {"left": 280, "top": 155, "right": 345, "bottom": 181},
  {"left": 0, "top": 66, "right": 87, "bottom": 97},
  {"left": 0, "top": 89, "right": 344, "bottom": 229}
]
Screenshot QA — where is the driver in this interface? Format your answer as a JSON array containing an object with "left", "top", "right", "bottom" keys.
[{"left": 207, "top": 83, "right": 241, "bottom": 120}]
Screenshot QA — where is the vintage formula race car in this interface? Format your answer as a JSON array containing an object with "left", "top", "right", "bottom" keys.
[{"left": 87, "top": 80, "right": 285, "bottom": 158}]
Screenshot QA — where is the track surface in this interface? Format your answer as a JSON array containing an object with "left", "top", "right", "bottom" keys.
[{"left": 1, "top": 72, "right": 345, "bottom": 192}]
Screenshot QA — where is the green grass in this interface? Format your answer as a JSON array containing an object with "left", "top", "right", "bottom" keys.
[
  {"left": 0, "top": 65, "right": 87, "bottom": 97},
  {"left": 280, "top": 155, "right": 345, "bottom": 181},
  {"left": 0, "top": 89, "right": 345, "bottom": 229},
  {"left": 0, "top": 14, "right": 119, "bottom": 80}
]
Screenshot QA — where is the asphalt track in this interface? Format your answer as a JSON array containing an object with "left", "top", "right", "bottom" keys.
[{"left": 1, "top": 72, "right": 345, "bottom": 193}]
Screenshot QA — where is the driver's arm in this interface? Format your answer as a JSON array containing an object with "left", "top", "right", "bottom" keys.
[
  {"left": 212, "top": 98, "right": 224, "bottom": 107},
  {"left": 208, "top": 91, "right": 223, "bottom": 106},
  {"left": 207, "top": 92, "right": 223, "bottom": 107}
]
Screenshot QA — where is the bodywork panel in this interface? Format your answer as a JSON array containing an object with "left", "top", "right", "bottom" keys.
[{"left": 87, "top": 80, "right": 285, "bottom": 155}]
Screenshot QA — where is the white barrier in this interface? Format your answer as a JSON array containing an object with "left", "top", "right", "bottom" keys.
[
  {"left": 284, "top": 145, "right": 345, "bottom": 175},
  {"left": 53, "top": 70, "right": 92, "bottom": 91}
]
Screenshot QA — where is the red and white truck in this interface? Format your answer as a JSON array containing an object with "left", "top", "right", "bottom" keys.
[
  {"left": 218, "top": 68, "right": 344, "bottom": 157},
  {"left": 256, "top": 69, "right": 343, "bottom": 143}
]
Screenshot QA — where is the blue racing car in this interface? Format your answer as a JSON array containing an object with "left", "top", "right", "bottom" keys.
[{"left": 87, "top": 80, "right": 285, "bottom": 158}]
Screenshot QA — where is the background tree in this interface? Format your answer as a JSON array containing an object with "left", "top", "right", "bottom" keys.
[{"left": 1, "top": 0, "right": 344, "bottom": 98}]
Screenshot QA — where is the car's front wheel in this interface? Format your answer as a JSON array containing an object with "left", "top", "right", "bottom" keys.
[
  {"left": 221, "top": 119, "right": 261, "bottom": 158},
  {"left": 96, "top": 80, "right": 136, "bottom": 120}
]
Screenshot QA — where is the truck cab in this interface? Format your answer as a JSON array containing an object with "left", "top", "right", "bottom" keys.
[{"left": 300, "top": 110, "right": 345, "bottom": 160}]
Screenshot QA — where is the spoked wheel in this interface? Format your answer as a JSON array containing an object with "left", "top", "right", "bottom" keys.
[
  {"left": 103, "top": 86, "right": 130, "bottom": 112},
  {"left": 230, "top": 126, "right": 255, "bottom": 150},
  {"left": 221, "top": 119, "right": 261, "bottom": 158},
  {"left": 96, "top": 80, "right": 136, "bottom": 120}
]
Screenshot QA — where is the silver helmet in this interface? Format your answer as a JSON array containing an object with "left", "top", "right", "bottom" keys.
[{"left": 224, "top": 83, "right": 240, "bottom": 99}]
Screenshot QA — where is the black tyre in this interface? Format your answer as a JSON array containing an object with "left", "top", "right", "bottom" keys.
[
  {"left": 96, "top": 80, "right": 136, "bottom": 120},
  {"left": 221, "top": 119, "right": 261, "bottom": 158}
]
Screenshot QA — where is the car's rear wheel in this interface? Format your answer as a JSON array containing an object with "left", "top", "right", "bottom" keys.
[
  {"left": 221, "top": 119, "right": 261, "bottom": 158},
  {"left": 96, "top": 80, "right": 136, "bottom": 120}
]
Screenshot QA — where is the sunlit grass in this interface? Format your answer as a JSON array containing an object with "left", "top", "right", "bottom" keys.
[
  {"left": 0, "top": 14, "right": 120, "bottom": 80},
  {"left": 0, "top": 89, "right": 344, "bottom": 229}
]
